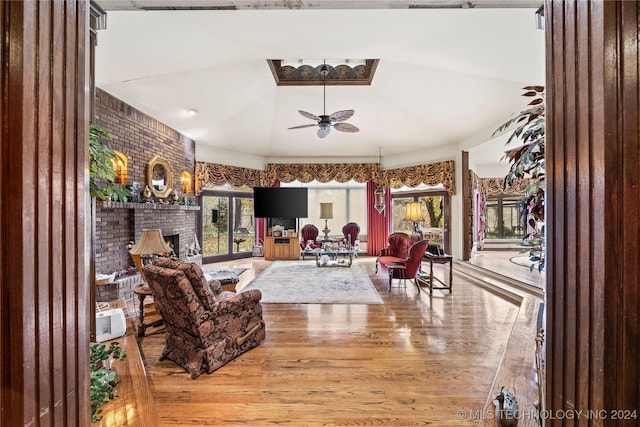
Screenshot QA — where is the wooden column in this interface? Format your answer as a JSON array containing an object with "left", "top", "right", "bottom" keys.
[
  {"left": 461, "top": 151, "right": 471, "bottom": 261},
  {"left": 0, "top": 1, "right": 90, "bottom": 425},
  {"left": 545, "top": 0, "right": 639, "bottom": 422}
]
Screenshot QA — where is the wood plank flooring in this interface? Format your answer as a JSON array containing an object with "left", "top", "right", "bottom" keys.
[{"left": 124, "top": 256, "right": 522, "bottom": 426}]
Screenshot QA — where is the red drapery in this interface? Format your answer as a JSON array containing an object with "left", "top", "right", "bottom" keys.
[{"left": 366, "top": 181, "right": 391, "bottom": 256}]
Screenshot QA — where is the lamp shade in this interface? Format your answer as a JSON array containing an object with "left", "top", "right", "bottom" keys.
[
  {"left": 130, "top": 229, "right": 172, "bottom": 255},
  {"left": 319, "top": 202, "right": 333, "bottom": 219},
  {"left": 403, "top": 201, "right": 425, "bottom": 222}
]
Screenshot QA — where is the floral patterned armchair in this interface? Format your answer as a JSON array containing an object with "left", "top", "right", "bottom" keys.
[{"left": 142, "top": 259, "right": 265, "bottom": 378}]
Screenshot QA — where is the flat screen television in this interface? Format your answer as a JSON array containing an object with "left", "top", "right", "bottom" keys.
[{"left": 253, "top": 187, "right": 308, "bottom": 218}]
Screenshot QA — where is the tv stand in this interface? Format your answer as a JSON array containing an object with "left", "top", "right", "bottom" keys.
[{"left": 264, "top": 236, "right": 299, "bottom": 260}]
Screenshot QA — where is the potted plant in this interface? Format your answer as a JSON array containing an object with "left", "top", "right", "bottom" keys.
[
  {"left": 494, "top": 86, "right": 545, "bottom": 271},
  {"left": 89, "top": 124, "right": 131, "bottom": 202},
  {"left": 90, "top": 341, "right": 126, "bottom": 423}
]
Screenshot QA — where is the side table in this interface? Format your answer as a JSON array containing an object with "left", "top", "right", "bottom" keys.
[
  {"left": 418, "top": 253, "right": 454, "bottom": 295},
  {"left": 133, "top": 285, "right": 163, "bottom": 337}
]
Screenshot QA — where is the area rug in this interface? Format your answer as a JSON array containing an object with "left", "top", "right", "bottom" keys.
[
  {"left": 201, "top": 266, "right": 247, "bottom": 284},
  {"left": 241, "top": 261, "right": 383, "bottom": 304}
]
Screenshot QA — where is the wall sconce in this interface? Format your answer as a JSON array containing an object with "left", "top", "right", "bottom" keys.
[
  {"left": 180, "top": 171, "right": 192, "bottom": 194},
  {"left": 111, "top": 150, "right": 128, "bottom": 185}
]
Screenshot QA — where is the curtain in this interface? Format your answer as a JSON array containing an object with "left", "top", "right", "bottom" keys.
[{"left": 366, "top": 181, "right": 391, "bottom": 256}]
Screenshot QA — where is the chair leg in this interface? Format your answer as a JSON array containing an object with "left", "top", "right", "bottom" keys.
[{"left": 414, "top": 278, "right": 420, "bottom": 294}]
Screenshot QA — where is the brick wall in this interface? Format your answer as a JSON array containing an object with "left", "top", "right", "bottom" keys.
[{"left": 94, "top": 89, "right": 199, "bottom": 279}]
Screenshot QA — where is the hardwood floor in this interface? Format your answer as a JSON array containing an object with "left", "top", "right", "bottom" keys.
[{"left": 124, "top": 256, "right": 521, "bottom": 426}]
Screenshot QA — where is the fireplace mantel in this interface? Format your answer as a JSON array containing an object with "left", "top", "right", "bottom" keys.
[{"left": 98, "top": 201, "right": 200, "bottom": 211}]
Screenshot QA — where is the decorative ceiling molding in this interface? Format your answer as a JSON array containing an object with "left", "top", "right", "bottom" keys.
[{"left": 267, "top": 59, "right": 380, "bottom": 86}]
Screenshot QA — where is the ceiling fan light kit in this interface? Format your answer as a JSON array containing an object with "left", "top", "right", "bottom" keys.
[{"left": 288, "top": 61, "right": 360, "bottom": 138}]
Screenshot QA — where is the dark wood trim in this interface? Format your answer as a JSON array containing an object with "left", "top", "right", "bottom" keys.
[
  {"left": 461, "top": 151, "right": 471, "bottom": 261},
  {"left": 545, "top": 0, "right": 640, "bottom": 419},
  {"left": 0, "top": 1, "right": 90, "bottom": 424}
]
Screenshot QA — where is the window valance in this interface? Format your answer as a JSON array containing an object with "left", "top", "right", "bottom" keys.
[
  {"left": 480, "top": 177, "right": 532, "bottom": 196},
  {"left": 195, "top": 160, "right": 455, "bottom": 195}
]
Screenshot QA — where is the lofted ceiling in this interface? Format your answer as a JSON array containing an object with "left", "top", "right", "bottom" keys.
[{"left": 94, "top": 0, "right": 544, "bottom": 172}]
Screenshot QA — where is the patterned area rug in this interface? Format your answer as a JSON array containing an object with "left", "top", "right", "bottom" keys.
[{"left": 241, "top": 261, "right": 383, "bottom": 304}]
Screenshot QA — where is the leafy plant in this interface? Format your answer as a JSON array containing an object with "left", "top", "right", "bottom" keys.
[
  {"left": 494, "top": 86, "right": 545, "bottom": 271},
  {"left": 90, "top": 341, "right": 126, "bottom": 423},
  {"left": 89, "top": 124, "right": 131, "bottom": 202}
]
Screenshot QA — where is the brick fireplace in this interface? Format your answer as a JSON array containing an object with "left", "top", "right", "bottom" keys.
[{"left": 94, "top": 89, "right": 200, "bottom": 301}]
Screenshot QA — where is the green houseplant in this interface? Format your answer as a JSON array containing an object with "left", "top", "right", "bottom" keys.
[
  {"left": 494, "top": 86, "right": 545, "bottom": 271},
  {"left": 89, "top": 124, "right": 131, "bottom": 202},
  {"left": 90, "top": 341, "right": 126, "bottom": 422}
]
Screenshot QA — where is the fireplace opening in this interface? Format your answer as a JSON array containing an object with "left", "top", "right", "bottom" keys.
[{"left": 164, "top": 234, "right": 179, "bottom": 257}]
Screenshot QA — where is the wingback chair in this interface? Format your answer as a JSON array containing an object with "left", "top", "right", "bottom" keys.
[
  {"left": 341, "top": 222, "right": 360, "bottom": 249},
  {"left": 142, "top": 259, "right": 266, "bottom": 378},
  {"left": 300, "top": 223, "right": 322, "bottom": 250},
  {"left": 376, "top": 232, "right": 414, "bottom": 273},
  {"left": 377, "top": 239, "right": 429, "bottom": 293}
]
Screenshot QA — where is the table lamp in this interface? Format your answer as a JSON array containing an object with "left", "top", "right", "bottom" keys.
[
  {"left": 403, "top": 201, "right": 425, "bottom": 237},
  {"left": 129, "top": 229, "right": 173, "bottom": 285},
  {"left": 319, "top": 202, "right": 333, "bottom": 240}
]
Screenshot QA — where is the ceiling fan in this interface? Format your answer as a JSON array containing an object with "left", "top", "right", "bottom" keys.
[{"left": 288, "top": 63, "right": 360, "bottom": 138}]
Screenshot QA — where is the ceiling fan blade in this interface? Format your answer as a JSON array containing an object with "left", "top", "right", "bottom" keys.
[
  {"left": 317, "top": 126, "right": 330, "bottom": 138},
  {"left": 333, "top": 122, "right": 359, "bottom": 133},
  {"left": 288, "top": 124, "right": 318, "bottom": 130},
  {"left": 298, "top": 110, "right": 320, "bottom": 121},
  {"left": 330, "top": 110, "right": 354, "bottom": 122}
]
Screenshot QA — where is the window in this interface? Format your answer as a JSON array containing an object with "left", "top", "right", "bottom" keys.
[
  {"left": 199, "top": 185, "right": 255, "bottom": 262},
  {"left": 281, "top": 180, "right": 367, "bottom": 250},
  {"left": 390, "top": 185, "right": 449, "bottom": 251},
  {"left": 484, "top": 195, "right": 527, "bottom": 239}
]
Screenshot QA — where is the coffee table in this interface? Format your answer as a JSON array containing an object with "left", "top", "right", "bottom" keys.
[{"left": 308, "top": 248, "right": 356, "bottom": 267}]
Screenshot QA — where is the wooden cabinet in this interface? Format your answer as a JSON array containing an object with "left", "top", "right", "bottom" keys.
[{"left": 264, "top": 236, "right": 300, "bottom": 260}]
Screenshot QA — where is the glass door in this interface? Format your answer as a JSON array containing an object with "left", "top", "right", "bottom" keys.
[
  {"left": 485, "top": 195, "right": 527, "bottom": 239},
  {"left": 202, "top": 195, "right": 230, "bottom": 258},
  {"left": 200, "top": 190, "right": 255, "bottom": 262},
  {"left": 390, "top": 190, "right": 450, "bottom": 252}
]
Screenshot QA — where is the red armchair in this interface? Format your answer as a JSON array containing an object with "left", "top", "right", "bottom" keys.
[
  {"left": 300, "top": 224, "right": 322, "bottom": 250},
  {"left": 375, "top": 232, "right": 419, "bottom": 273},
  {"left": 377, "top": 238, "right": 429, "bottom": 293},
  {"left": 341, "top": 222, "right": 360, "bottom": 249}
]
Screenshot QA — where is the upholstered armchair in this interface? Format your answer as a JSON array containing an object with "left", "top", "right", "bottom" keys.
[
  {"left": 300, "top": 223, "right": 322, "bottom": 250},
  {"left": 375, "top": 232, "right": 412, "bottom": 273},
  {"left": 341, "top": 222, "right": 360, "bottom": 249},
  {"left": 142, "top": 259, "right": 265, "bottom": 378},
  {"left": 377, "top": 238, "right": 429, "bottom": 293}
]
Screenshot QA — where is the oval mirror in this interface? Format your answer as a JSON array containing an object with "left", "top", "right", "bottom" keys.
[{"left": 146, "top": 156, "right": 173, "bottom": 198}]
